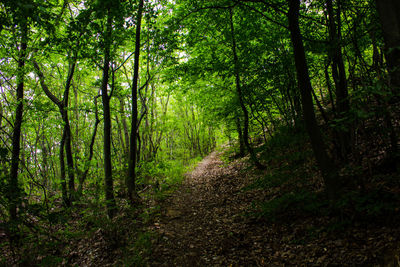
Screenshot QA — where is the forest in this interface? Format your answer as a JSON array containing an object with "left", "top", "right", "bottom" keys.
[{"left": 0, "top": 0, "right": 399, "bottom": 265}]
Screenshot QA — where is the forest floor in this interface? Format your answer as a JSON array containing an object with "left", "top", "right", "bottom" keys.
[
  {"left": 146, "top": 150, "right": 400, "bottom": 266},
  {"left": 2, "top": 146, "right": 400, "bottom": 266}
]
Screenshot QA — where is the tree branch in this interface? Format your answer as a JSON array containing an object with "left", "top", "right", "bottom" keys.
[{"left": 32, "top": 60, "right": 62, "bottom": 108}]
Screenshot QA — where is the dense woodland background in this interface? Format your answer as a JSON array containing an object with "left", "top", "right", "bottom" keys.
[{"left": 1, "top": 0, "right": 400, "bottom": 265}]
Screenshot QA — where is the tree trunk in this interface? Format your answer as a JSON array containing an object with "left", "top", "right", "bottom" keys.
[
  {"left": 78, "top": 95, "right": 100, "bottom": 195},
  {"left": 33, "top": 59, "right": 76, "bottom": 204},
  {"left": 229, "top": 8, "right": 265, "bottom": 170},
  {"left": 73, "top": 84, "right": 81, "bottom": 191},
  {"left": 137, "top": 130, "right": 141, "bottom": 164},
  {"left": 324, "top": 61, "right": 336, "bottom": 113},
  {"left": 101, "top": 12, "right": 116, "bottom": 218},
  {"left": 287, "top": 0, "right": 340, "bottom": 199},
  {"left": 375, "top": 0, "right": 400, "bottom": 164},
  {"left": 326, "top": 0, "right": 351, "bottom": 159},
  {"left": 235, "top": 116, "right": 245, "bottom": 157},
  {"left": 60, "top": 129, "right": 69, "bottom": 205},
  {"left": 63, "top": 111, "right": 75, "bottom": 199},
  {"left": 127, "top": 0, "right": 144, "bottom": 204},
  {"left": 119, "top": 98, "right": 130, "bottom": 158},
  {"left": 375, "top": 0, "right": 400, "bottom": 93},
  {"left": 8, "top": 24, "right": 27, "bottom": 221},
  {"left": 327, "top": 0, "right": 349, "bottom": 112},
  {"left": 0, "top": 101, "right": 3, "bottom": 129}
]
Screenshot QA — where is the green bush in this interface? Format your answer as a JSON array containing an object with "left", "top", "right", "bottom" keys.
[
  {"left": 335, "top": 189, "right": 399, "bottom": 220},
  {"left": 257, "top": 191, "right": 326, "bottom": 221}
]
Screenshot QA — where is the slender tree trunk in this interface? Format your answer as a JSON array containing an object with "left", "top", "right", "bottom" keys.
[
  {"left": 101, "top": 12, "right": 116, "bottom": 218},
  {"left": 142, "top": 31, "right": 151, "bottom": 162},
  {"left": 229, "top": 8, "right": 265, "bottom": 169},
  {"left": 39, "top": 130, "right": 47, "bottom": 186},
  {"left": 73, "top": 85, "right": 81, "bottom": 189},
  {"left": 324, "top": 61, "right": 336, "bottom": 113},
  {"left": 235, "top": 116, "right": 245, "bottom": 157},
  {"left": 327, "top": 0, "right": 349, "bottom": 112},
  {"left": 287, "top": 0, "right": 339, "bottom": 199},
  {"left": 0, "top": 102, "right": 3, "bottom": 129},
  {"left": 8, "top": 24, "right": 27, "bottom": 221},
  {"left": 60, "top": 129, "right": 69, "bottom": 205},
  {"left": 63, "top": 113, "right": 75, "bottom": 199},
  {"left": 33, "top": 59, "right": 76, "bottom": 204},
  {"left": 374, "top": 0, "right": 400, "bottom": 164},
  {"left": 119, "top": 98, "right": 130, "bottom": 158},
  {"left": 115, "top": 115, "right": 125, "bottom": 163},
  {"left": 326, "top": 0, "right": 351, "bottom": 159},
  {"left": 375, "top": 0, "right": 400, "bottom": 93},
  {"left": 137, "top": 130, "right": 141, "bottom": 164},
  {"left": 311, "top": 87, "right": 329, "bottom": 124},
  {"left": 78, "top": 96, "right": 100, "bottom": 195},
  {"left": 127, "top": 0, "right": 144, "bottom": 203},
  {"left": 64, "top": 63, "right": 76, "bottom": 199}
]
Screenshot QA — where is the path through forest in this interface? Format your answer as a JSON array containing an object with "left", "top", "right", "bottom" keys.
[{"left": 149, "top": 151, "right": 266, "bottom": 266}]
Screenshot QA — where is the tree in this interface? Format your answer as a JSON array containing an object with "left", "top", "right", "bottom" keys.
[
  {"left": 0, "top": 0, "right": 32, "bottom": 223},
  {"left": 326, "top": 0, "right": 351, "bottom": 160},
  {"left": 228, "top": 7, "right": 265, "bottom": 169},
  {"left": 8, "top": 16, "right": 27, "bottom": 222},
  {"left": 33, "top": 59, "right": 77, "bottom": 206},
  {"left": 100, "top": 5, "right": 117, "bottom": 218},
  {"left": 287, "top": 0, "right": 340, "bottom": 199},
  {"left": 127, "top": 0, "right": 144, "bottom": 204},
  {"left": 375, "top": 0, "right": 400, "bottom": 94}
]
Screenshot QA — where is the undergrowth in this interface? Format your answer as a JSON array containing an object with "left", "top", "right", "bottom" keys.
[
  {"left": 0, "top": 156, "right": 203, "bottom": 266},
  {"left": 239, "top": 124, "right": 400, "bottom": 228}
]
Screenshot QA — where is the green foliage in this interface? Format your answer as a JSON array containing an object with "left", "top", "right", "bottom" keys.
[
  {"left": 247, "top": 121, "right": 399, "bottom": 224},
  {"left": 47, "top": 210, "right": 68, "bottom": 225},
  {"left": 254, "top": 187, "right": 399, "bottom": 224},
  {"left": 137, "top": 156, "right": 202, "bottom": 201},
  {"left": 256, "top": 191, "right": 325, "bottom": 221},
  {"left": 247, "top": 124, "right": 312, "bottom": 190},
  {"left": 39, "top": 255, "right": 63, "bottom": 266},
  {"left": 120, "top": 231, "right": 154, "bottom": 266},
  {"left": 0, "top": 147, "right": 8, "bottom": 219},
  {"left": 335, "top": 189, "right": 399, "bottom": 220},
  {"left": 0, "top": 0, "right": 399, "bottom": 263},
  {"left": 261, "top": 124, "right": 308, "bottom": 153}
]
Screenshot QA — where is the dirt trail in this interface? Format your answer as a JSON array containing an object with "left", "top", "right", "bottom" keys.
[{"left": 149, "top": 151, "right": 264, "bottom": 266}]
